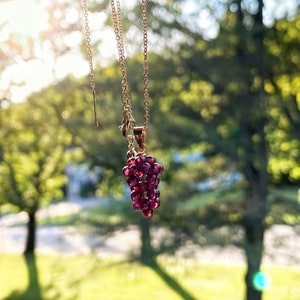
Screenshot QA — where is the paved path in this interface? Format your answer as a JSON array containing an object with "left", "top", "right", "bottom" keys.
[
  {"left": 1, "top": 200, "right": 300, "bottom": 266},
  {"left": 0, "top": 199, "right": 139, "bottom": 258}
]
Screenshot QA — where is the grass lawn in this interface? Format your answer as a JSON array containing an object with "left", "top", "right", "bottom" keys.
[{"left": 0, "top": 254, "right": 299, "bottom": 300}]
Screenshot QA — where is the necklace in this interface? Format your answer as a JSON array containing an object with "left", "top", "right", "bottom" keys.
[{"left": 83, "top": 0, "right": 163, "bottom": 218}]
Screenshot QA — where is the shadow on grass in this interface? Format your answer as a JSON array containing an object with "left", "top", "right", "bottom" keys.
[
  {"left": 146, "top": 259, "right": 197, "bottom": 300},
  {"left": 5, "top": 253, "right": 42, "bottom": 300}
]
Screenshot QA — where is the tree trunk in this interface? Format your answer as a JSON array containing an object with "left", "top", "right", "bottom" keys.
[
  {"left": 24, "top": 211, "right": 37, "bottom": 255},
  {"left": 235, "top": 0, "right": 268, "bottom": 298},
  {"left": 243, "top": 215, "right": 265, "bottom": 300},
  {"left": 242, "top": 173, "right": 268, "bottom": 300},
  {"left": 140, "top": 218, "right": 154, "bottom": 265}
]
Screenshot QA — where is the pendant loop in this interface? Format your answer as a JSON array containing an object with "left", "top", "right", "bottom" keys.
[{"left": 133, "top": 126, "right": 147, "bottom": 155}]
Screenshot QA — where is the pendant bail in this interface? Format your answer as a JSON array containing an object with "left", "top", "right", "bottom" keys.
[{"left": 133, "top": 126, "right": 147, "bottom": 155}]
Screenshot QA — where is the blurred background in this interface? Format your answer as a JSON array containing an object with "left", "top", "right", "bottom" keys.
[{"left": 0, "top": 0, "right": 300, "bottom": 299}]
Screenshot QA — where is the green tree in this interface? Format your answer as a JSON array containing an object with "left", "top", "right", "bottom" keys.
[{"left": 0, "top": 99, "right": 68, "bottom": 254}]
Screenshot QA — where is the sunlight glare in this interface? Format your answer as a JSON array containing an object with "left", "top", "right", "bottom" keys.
[
  {"left": 0, "top": 0, "right": 89, "bottom": 102},
  {"left": 1, "top": 59, "right": 54, "bottom": 102},
  {"left": 0, "top": 0, "right": 49, "bottom": 38},
  {"left": 55, "top": 54, "right": 89, "bottom": 79}
]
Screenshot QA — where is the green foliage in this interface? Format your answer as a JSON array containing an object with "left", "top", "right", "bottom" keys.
[
  {"left": 265, "top": 16, "right": 300, "bottom": 184},
  {"left": 266, "top": 187, "right": 300, "bottom": 226},
  {"left": 0, "top": 100, "right": 68, "bottom": 212}
]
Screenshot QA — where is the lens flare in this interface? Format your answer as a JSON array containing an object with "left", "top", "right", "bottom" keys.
[{"left": 253, "top": 271, "right": 271, "bottom": 291}]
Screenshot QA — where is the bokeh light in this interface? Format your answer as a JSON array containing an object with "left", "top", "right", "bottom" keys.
[{"left": 253, "top": 271, "right": 271, "bottom": 291}]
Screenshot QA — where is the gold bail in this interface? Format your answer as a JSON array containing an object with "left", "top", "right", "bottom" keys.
[{"left": 133, "top": 126, "right": 147, "bottom": 155}]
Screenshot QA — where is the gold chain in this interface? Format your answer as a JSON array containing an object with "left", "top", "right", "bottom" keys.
[
  {"left": 110, "top": 0, "right": 150, "bottom": 132},
  {"left": 110, "top": 0, "right": 135, "bottom": 137},
  {"left": 141, "top": 0, "right": 150, "bottom": 129},
  {"left": 82, "top": 0, "right": 99, "bottom": 127},
  {"left": 83, "top": 0, "right": 150, "bottom": 153}
]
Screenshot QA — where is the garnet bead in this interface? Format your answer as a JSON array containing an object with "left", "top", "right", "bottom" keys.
[
  {"left": 132, "top": 201, "right": 141, "bottom": 211},
  {"left": 127, "top": 177, "right": 138, "bottom": 188},
  {"left": 129, "top": 165, "right": 137, "bottom": 176},
  {"left": 122, "top": 166, "right": 130, "bottom": 177},
  {"left": 131, "top": 191, "right": 141, "bottom": 202},
  {"left": 146, "top": 155, "right": 156, "bottom": 164},
  {"left": 127, "top": 157, "right": 136, "bottom": 166},
  {"left": 136, "top": 155, "right": 146, "bottom": 165},
  {"left": 152, "top": 163, "right": 162, "bottom": 175},
  {"left": 142, "top": 209, "right": 153, "bottom": 218},
  {"left": 149, "top": 199, "right": 160, "bottom": 209}
]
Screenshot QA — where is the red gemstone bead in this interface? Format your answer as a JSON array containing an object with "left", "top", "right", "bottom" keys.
[
  {"left": 131, "top": 185, "right": 140, "bottom": 193},
  {"left": 132, "top": 201, "right": 141, "bottom": 211},
  {"left": 139, "top": 197, "right": 149, "bottom": 210},
  {"left": 131, "top": 191, "right": 141, "bottom": 202},
  {"left": 127, "top": 177, "right": 138, "bottom": 188},
  {"left": 127, "top": 157, "right": 136, "bottom": 166},
  {"left": 140, "top": 162, "right": 151, "bottom": 173},
  {"left": 149, "top": 198, "right": 160, "bottom": 209},
  {"left": 136, "top": 170, "right": 145, "bottom": 178},
  {"left": 136, "top": 155, "right": 146, "bottom": 166},
  {"left": 146, "top": 175, "right": 157, "bottom": 185},
  {"left": 152, "top": 163, "right": 162, "bottom": 175},
  {"left": 146, "top": 155, "right": 156, "bottom": 164},
  {"left": 122, "top": 166, "right": 130, "bottom": 177},
  {"left": 142, "top": 209, "right": 153, "bottom": 218},
  {"left": 146, "top": 189, "right": 155, "bottom": 199},
  {"left": 138, "top": 182, "right": 147, "bottom": 192},
  {"left": 129, "top": 165, "right": 137, "bottom": 176}
]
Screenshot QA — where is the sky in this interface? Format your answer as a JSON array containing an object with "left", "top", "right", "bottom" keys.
[
  {"left": 0, "top": 0, "right": 299, "bottom": 103},
  {"left": 0, "top": 0, "right": 90, "bottom": 102}
]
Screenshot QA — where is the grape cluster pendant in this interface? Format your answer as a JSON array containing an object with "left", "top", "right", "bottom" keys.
[
  {"left": 122, "top": 127, "right": 163, "bottom": 218},
  {"left": 123, "top": 153, "right": 163, "bottom": 218}
]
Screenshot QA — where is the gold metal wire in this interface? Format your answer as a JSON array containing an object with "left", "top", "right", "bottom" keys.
[
  {"left": 110, "top": 0, "right": 150, "bottom": 134},
  {"left": 83, "top": 0, "right": 99, "bottom": 127},
  {"left": 141, "top": 0, "right": 150, "bottom": 129},
  {"left": 110, "top": 0, "right": 135, "bottom": 138}
]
